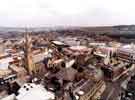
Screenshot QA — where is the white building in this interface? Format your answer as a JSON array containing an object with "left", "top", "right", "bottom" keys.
[{"left": 0, "top": 56, "right": 13, "bottom": 70}]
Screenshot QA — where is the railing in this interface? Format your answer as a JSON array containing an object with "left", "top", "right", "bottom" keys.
[{"left": 79, "top": 80, "right": 104, "bottom": 100}]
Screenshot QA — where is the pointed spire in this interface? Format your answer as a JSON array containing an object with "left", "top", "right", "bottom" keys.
[{"left": 24, "top": 28, "right": 35, "bottom": 75}]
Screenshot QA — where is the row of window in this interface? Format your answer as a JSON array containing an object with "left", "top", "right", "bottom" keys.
[{"left": 0, "top": 74, "right": 17, "bottom": 85}]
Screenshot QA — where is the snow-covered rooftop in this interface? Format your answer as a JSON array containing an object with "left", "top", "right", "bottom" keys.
[{"left": 17, "top": 83, "right": 55, "bottom": 100}]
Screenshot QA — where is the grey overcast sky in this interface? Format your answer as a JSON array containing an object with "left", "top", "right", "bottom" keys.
[{"left": 0, "top": 0, "right": 135, "bottom": 27}]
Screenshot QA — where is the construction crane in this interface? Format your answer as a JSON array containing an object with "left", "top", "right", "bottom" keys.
[{"left": 24, "top": 30, "right": 35, "bottom": 75}]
